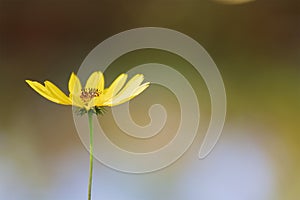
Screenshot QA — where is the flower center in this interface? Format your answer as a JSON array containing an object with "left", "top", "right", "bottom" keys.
[{"left": 80, "top": 88, "right": 100, "bottom": 103}]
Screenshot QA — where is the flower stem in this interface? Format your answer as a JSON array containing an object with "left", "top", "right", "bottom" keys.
[{"left": 87, "top": 111, "right": 94, "bottom": 200}]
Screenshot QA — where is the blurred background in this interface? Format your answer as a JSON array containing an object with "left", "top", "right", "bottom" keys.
[{"left": 1, "top": 0, "right": 300, "bottom": 199}]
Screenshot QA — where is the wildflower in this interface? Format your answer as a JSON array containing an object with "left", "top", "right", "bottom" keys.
[
  {"left": 26, "top": 71, "right": 150, "bottom": 115},
  {"left": 26, "top": 71, "right": 150, "bottom": 200}
]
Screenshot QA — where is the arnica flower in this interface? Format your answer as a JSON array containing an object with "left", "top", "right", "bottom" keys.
[
  {"left": 26, "top": 71, "right": 149, "bottom": 200},
  {"left": 25, "top": 71, "right": 150, "bottom": 115}
]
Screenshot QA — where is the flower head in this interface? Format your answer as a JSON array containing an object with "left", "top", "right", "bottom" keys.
[{"left": 26, "top": 71, "right": 150, "bottom": 115}]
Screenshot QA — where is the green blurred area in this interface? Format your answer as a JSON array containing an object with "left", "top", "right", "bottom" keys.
[{"left": 0, "top": 0, "right": 300, "bottom": 199}]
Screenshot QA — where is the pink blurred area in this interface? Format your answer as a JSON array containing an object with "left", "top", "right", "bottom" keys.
[{"left": 0, "top": 1, "right": 300, "bottom": 199}]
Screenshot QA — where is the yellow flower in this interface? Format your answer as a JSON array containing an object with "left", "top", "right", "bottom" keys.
[{"left": 26, "top": 71, "right": 150, "bottom": 115}]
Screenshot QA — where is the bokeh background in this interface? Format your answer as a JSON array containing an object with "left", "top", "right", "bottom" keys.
[{"left": 1, "top": 0, "right": 300, "bottom": 199}]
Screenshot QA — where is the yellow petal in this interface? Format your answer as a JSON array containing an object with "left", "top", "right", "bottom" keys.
[
  {"left": 44, "top": 81, "right": 72, "bottom": 105},
  {"left": 113, "top": 74, "right": 143, "bottom": 97},
  {"left": 69, "top": 94, "right": 84, "bottom": 108},
  {"left": 68, "top": 72, "right": 82, "bottom": 95},
  {"left": 87, "top": 97, "right": 97, "bottom": 109},
  {"left": 104, "top": 82, "right": 150, "bottom": 106},
  {"left": 25, "top": 80, "right": 62, "bottom": 104},
  {"left": 131, "top": 82, "right": 150, "bottom": 96},
  {"left": 103, "top": 74, "right": 149, "bottom": 106},
  {"left": 94, "top": 95, "right": 106, "bottom": 107},
  {"left": 102, "top": 73, "right": 127, "bottom": 101},
  {"left": 85, "top": 71, "right": 104, "bottom": 92}
]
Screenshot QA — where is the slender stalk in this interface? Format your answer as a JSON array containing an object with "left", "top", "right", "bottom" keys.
[{"left": 87, "top": 111, "right": 94, "bottom": 200}]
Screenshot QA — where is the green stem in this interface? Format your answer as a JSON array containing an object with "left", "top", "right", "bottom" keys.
[{"left": 87, "top": 111, "right": 94, "bottom": 200}]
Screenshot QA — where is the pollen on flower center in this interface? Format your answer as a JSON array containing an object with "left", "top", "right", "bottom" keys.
[{"left": 80, "top": 88, "right": 100, "bottom": 102}]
